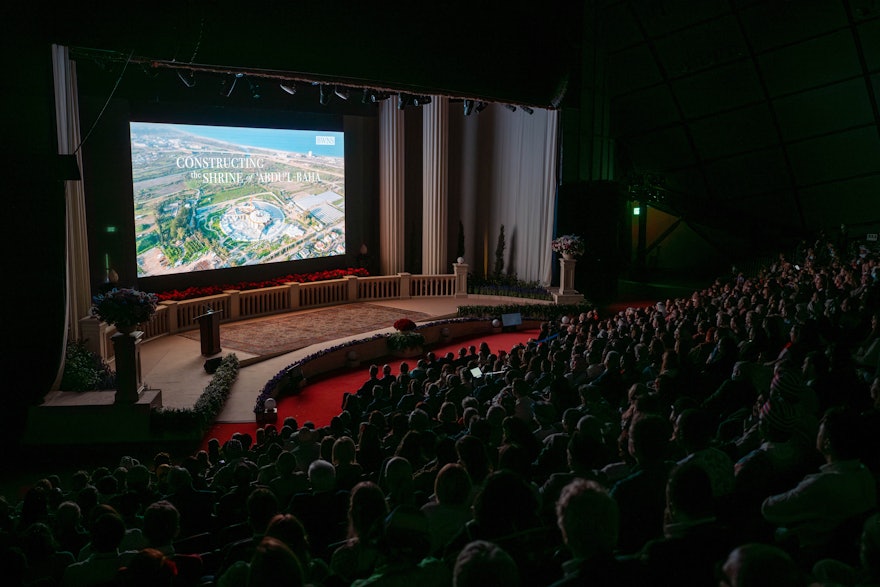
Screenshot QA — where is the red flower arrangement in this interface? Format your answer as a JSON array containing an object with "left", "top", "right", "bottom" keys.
[
  {"left": 155, "top": 267, "right": 369, "bottom": 302},
  {"left": 393, "top": 317, "right": 417, "bottom": 331}
]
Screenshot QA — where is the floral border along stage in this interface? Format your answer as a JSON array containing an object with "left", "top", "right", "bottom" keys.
[{"left": 551, "top": 234, "right": 585, "bottom": 257}]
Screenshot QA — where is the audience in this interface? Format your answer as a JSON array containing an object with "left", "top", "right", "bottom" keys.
[{"left": 5, "top": 234, "right": 880, "bottom": 586}]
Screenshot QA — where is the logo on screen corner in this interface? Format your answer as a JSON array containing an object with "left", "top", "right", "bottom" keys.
[{"left": 315, "top": 136, "right": 336, "bottom": 145}]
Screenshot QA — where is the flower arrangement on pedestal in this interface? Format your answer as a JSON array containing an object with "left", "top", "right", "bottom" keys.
[
  {"left": 386, "top": 317, "right": 425, "bottom": 352},
  {"left": 551, "top": 234, "right": 585, "bottom": 258},
  {"left": 91, "top": 287, "right": 159, "bottom": 332}
]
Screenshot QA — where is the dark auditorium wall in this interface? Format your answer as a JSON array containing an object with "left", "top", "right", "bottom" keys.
[{"left": 556, "top": 180, "right": 631, "bottom": 304}]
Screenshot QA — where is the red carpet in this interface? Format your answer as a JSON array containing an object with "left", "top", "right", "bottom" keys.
[{"left": 201, "top": 328, "right": 542, "bottom": 448}]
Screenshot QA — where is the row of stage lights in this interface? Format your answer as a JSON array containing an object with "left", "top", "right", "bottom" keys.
[{"left": 176, "top": 69, "right": 533, "bottom": 114}]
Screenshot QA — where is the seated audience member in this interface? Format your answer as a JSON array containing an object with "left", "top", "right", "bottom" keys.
[
  {"left": 717, "top": 543, "right": 803, "bottom": 587},
  {"left": 637, "top": 462, "right": 734, "bottom": 586},
  {"left": 19, "top": 521, "right": 76, "bottom": 586},
  {"left": 673, "top": 407, "right": 735, "bottom": 501},
  {"left": 53, "top": 500, "right": 90, "bottom": 561},
  {"left": 163, "top": 466, "right": 216, "bottom": 539},
  {"left": 62, "top": 511, "right": 138, "bottom": 587},
  {"left": 551, "top": 478, "right": 642, "bottom": 587},
  {"left": 811, "top": 511, "right": 880, "bottom": 586},
  {"left": 141, "top": 500, "right": 203, "bottom": 586},
  {"left": 246, "top": 536, "right": 305, "bottom": 587},
  {"left": 610, "top": 413, "right": 676, "bottom": 554},
  {"left": 332, "top": 436, "right": 364, "bottom": 492},
  {"left": 452, "top": 539, "right": 519, "bottom": 587},
  {"left": 351, "top": 505, "right": 450, "bottom": 587},
  {"left": 445, "top": 470, "right": 553, "bottom": 586},
  {"left": 268, "top": 450, "right": 309, "bottom": 506},
  {"left": 421, "top": 463, "right": 474, "bottom": 556},
  {"left": 288, "top": 459, "right": 349, "bottom": 562},
  {"left": 761, "top": 406, "right": 877, "bottom": 562},
  {"left": 118, "top": 547, "right": 178, "bottom": 587},
  {"left": 330, "top": 481, "right": 388, "bottom": 585}
]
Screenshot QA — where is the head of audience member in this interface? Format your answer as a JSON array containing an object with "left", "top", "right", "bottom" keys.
[
  {"left": 453, "top": 540, "right": 520, "bottom": 587},
  {"left": 347, "top": 481, "right": 388, "bottom": 541},
  {"left": 628, "top": 413, "right": 672, "bottom": 465},
  {"left": 472, "top": 470, "right": 540, "bottom": 537},
  {"left": 818, "top": 405, "right": 864, "bottom": 463},
  {"left": 90, "top": 510, "right": 127, "bottom": 554},
  {"left": 307, "top": 459, "right": 336, "bottom": 493},
  {"left": 247, "top": 536, "right": 305, "bottom": 587},
  {"left": 265, "top": 514, "right": 311, "bottom": 567},
  {"left": 674, "top": 408, "right": 716, "bottom": 454},
  {"left": 455, "top": 435, "right": 492, "bottom": 487},
  {"left": 434, "top": 463, "right": 473, "bottom": 508},
  {"left": 718, "top": 543, "right": 802, "bottom": 587},
  {"left": 142, "top": 500, "right": 180, "bottom": 548},
  {"left": 246, "top": 487, "right": 280, "bottom": 535},
  {"left": 555, "top": 479, "right": 619, "bottom": 560},
  {"left": 378, "top": 504, "right": 432, "bottom": 563},
  {"left": 332, "top": 436, "right": 357, "bottom": 467},
  {"left": 665, "top": 462, "right": 715, "bottom": 530}
]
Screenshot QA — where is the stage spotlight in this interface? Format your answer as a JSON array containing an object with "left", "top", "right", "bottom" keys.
[
  {"left": 397, "top": 93, "right": 410, "bottom": 110},
  {"left": 248, "top": 77, "right": 261, "bottom": 99},
  {"left": 219, "top": 74, "right": 239, "bottom": 97},
  {"left": 319, "top": 84, "right": 330, "bottom": 105},
  {"left": 504, "top": 104, "right": 517, "bottom": 112},
  {"left": 521, "top": 105, "right": 534, "bottom": 114},
  {"left": 411, "top": 95, "right": 432, "bottom": 107},
  {"left": 463, "top": 99, "right": 475, "bottom": 116},
  {"left": 177, "top": 70, "right": 196, "bottom": 88},
  {"left": 279, "top": 82, "right": 297, "bottom": 95},
  {"left": 475, "top": 101, "right": 488, "bottom": 113},
  {"left": 371, "top": 91, "right": 390, "bottom": 103},
  {"left": 334, "top": 86, "right": 350, "bottom": 100}
]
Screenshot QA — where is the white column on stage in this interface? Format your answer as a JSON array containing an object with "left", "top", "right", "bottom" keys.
[
  {"left": 422, "top": 95, "right": 449, "bottom": 275},
  {"left": 379, "top": 99, "right": 406, "bottom": 275}
]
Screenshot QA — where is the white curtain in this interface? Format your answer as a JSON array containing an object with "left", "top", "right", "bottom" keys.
[
  {"left": 453, "top": 106, "right": 558, "bottom": 285},
  {"left": 52, "top": 44, "right": 91, "bottom": 388}
]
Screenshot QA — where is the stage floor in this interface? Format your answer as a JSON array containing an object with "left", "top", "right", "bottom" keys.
[{"left": 139, "top": 295, "right": 553, "bottom": 423}]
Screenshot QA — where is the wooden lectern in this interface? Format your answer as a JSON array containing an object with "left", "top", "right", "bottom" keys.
[{"left": 194, "top": 309, "right": 222, "bottom": 356}]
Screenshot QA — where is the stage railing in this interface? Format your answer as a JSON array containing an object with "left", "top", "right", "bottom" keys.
[{"left": 82, "top": 265, "right": 471, "bottom": 362}]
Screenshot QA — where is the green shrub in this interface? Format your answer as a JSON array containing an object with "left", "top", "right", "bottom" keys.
[{"left": 60, "top": 340, "right": 116, "bottom": 391}]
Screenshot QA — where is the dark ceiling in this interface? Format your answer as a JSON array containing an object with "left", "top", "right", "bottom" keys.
[
  {"left": 39, "top": 0, "right": 880, "bottom": 245},
  {"left": 602, "top": 0, "right": 880, "bottom": 241}
]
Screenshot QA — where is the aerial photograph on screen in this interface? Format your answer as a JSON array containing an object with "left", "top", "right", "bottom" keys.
[{"left": 130, "top": 122, "right": 345, "bottom": 278}]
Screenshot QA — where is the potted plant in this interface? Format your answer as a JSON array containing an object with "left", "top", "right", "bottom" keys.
[
  {"left": 551, "top": 234, "right": 585, "bottom": 259},
  {"left": 91, "top": 287, "right": 159, "bottom": 333},
  {"left": 386, "top": 317, "right": 425, "bottom": 357}
]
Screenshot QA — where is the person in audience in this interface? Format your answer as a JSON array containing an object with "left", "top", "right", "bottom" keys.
[
  {"left": 452, "top": 539, "right": 519, "bottom": 587},
  {"left": 762, "top": 405, "right": 877, "bottom": 563},
  {"left": 330, "top": 481, "right": 388, "bottom": 584},
  {"left": 351, "top": 504, "right": 450, "bottom": 587},
  {"left": 717, "top": 542, "right": 804, "bottom": 587},
  {"left": 62, "top": 510, "right": 138, "bottom": 587},
  {"left": 288, "top": 459, "right": 349, "bottom": 563},
  {"left": 610, "top": 412, "right": 676, "bottom": 554},
  {"left": 246, "top": 536, "right": 305, "bottom": 587},
  {"left": 551, "top": 478, "right": 641, "bottom": 586},
  {"left": 421, "top": 462, "right": 474, "bottom": 556},
  {"left": 636, "top": 461, "right": 735, "bottom": 586}
]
